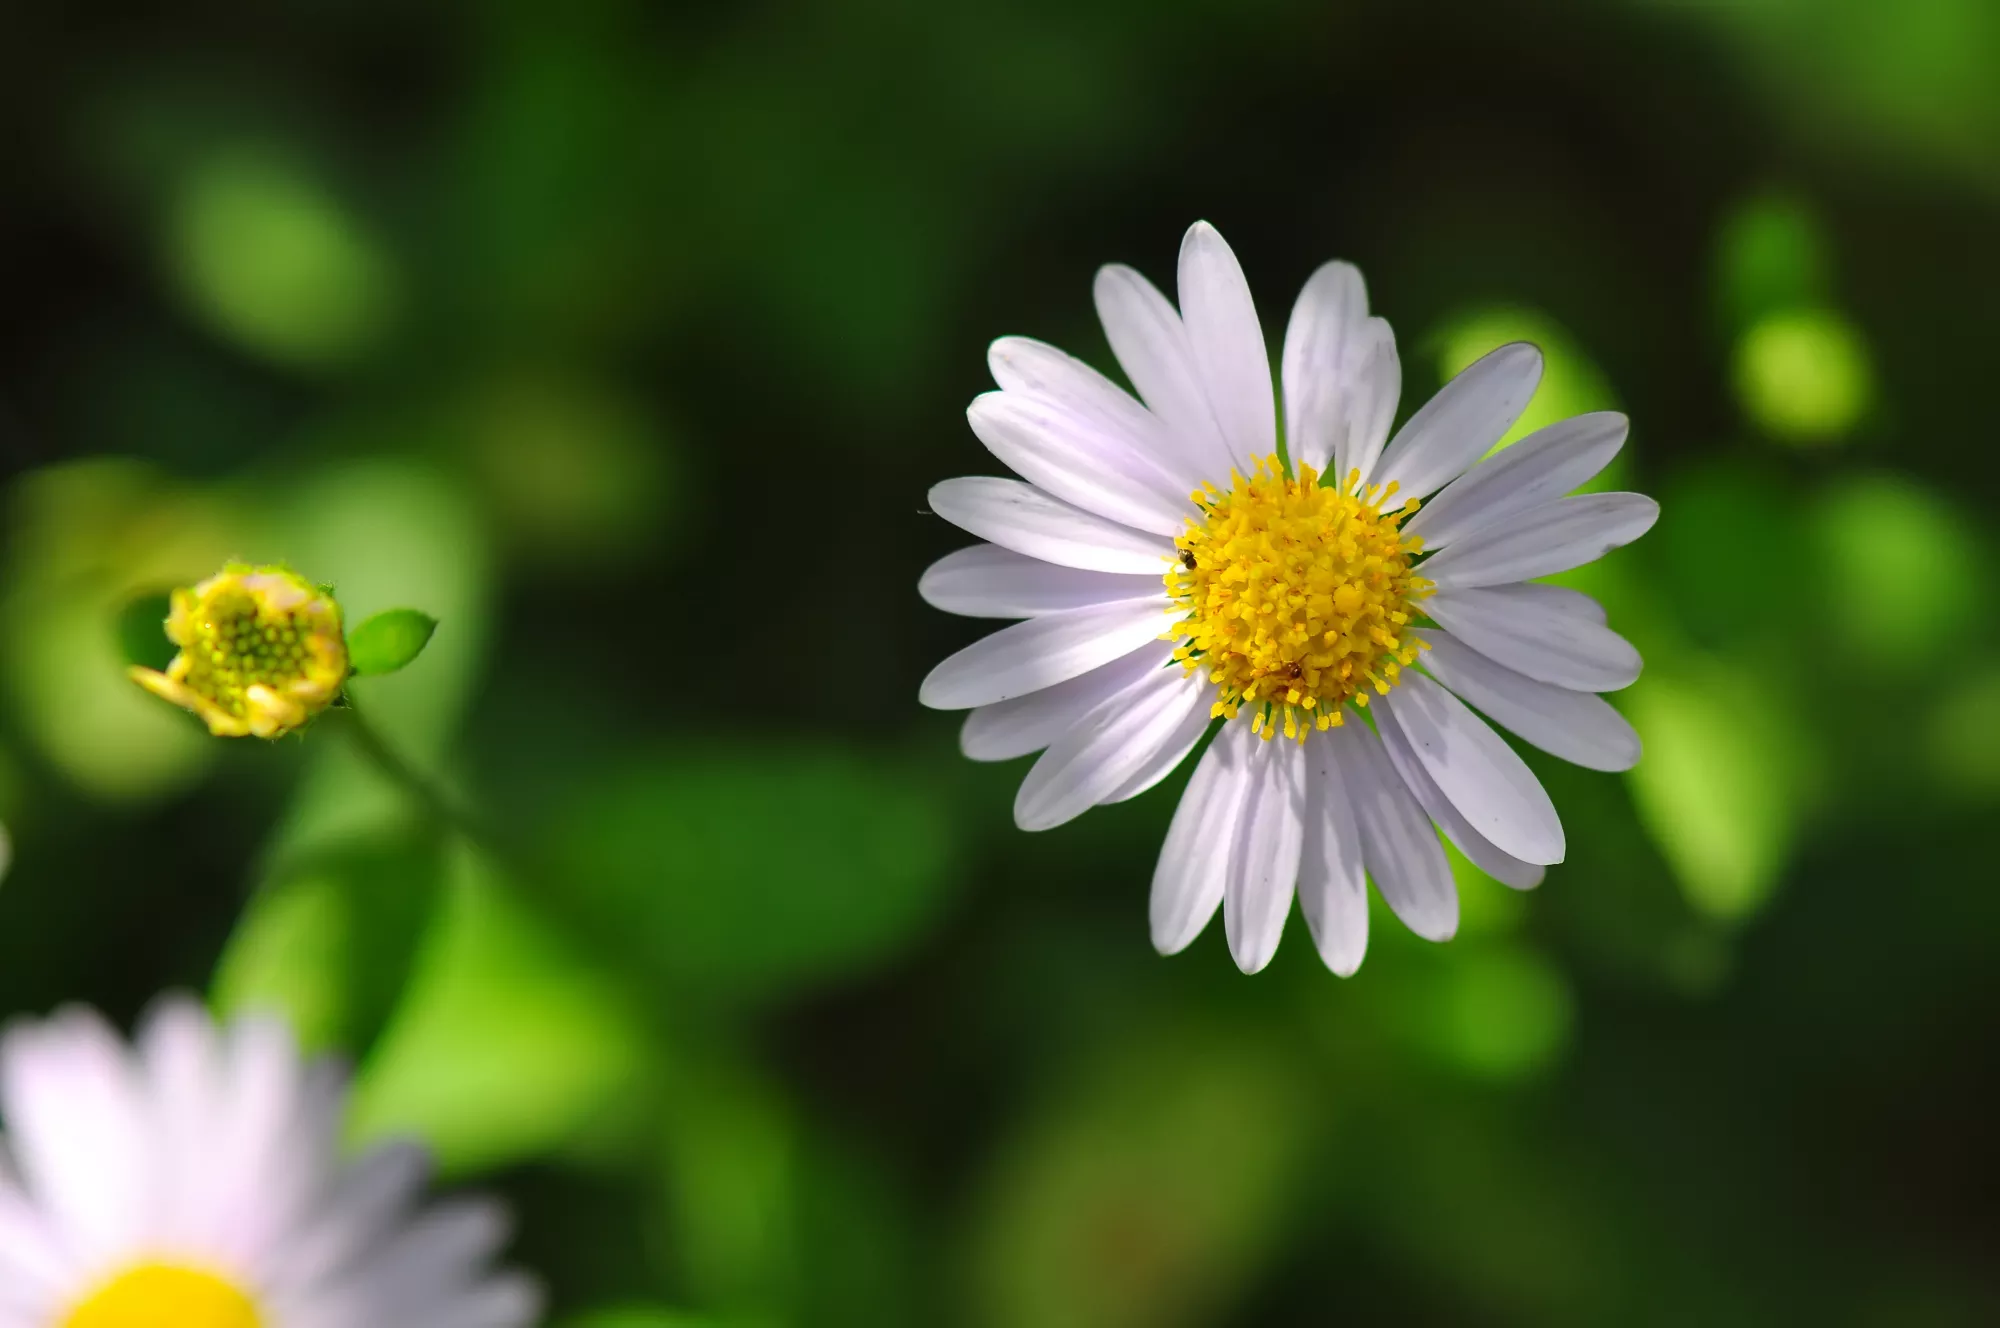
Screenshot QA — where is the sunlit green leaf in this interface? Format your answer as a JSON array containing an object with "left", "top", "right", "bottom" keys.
[
  {"left": 170, "top": 146, "right": 396, "bottom": 369},
  {"left": 1623, "top": 656, "right": 1815, "bottom": 921},
  {"left": 0, "top": 460, "right": 232, "bottom": 800},
  {"left": 211, "top": 830, "right": 446, "bottom": 1056},
  {"left": 347, "top": 853, "right": 653, "bottom": 1177},
  {"left": 346, "top": 608, "right": 439, "bottom": 676},
  {"left": 1733, "top": 308, "right": 1874, "bottom": 445}
]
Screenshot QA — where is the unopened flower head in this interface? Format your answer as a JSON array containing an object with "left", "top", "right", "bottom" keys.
[
  {"left": 919, "top": 221, "right": 1660, "bottom": 976},
  {"left": 0, "top": 998, "right": 541, "bottom": 1327},
  {"left": 130, "top": 564, "right": 347, "bottom": 739}
]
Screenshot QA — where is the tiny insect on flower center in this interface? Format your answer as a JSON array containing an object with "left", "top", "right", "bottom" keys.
[
  {"left": 62, "top": 1263, "right": 263, "bottom": 1328},
  {"left": 1168, "top": 454, "right": 1432, "bottom": 741}
]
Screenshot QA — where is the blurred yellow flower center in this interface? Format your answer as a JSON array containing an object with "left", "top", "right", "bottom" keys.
[
  {"left": 62, "top": 1263, "right": 263, "bottom": 1328},
  {"left": 1169, "top": 455, "right": 1431, "bottom": 741},
  {"left": 129, "top": 563, "right": 347, "bottom": 739}
]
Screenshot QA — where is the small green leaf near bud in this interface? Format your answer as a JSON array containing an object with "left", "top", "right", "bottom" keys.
[{"left": 347, "top": 609, "right": 439, "bottom": 676}]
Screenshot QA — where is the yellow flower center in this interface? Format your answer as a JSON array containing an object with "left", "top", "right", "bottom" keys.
[
  {"left": 129, "top": 563, "right": 347, "bottom": 739},
  {"left": 1169, "top": 455, "right": 1432, "bottom": 741},
  {"left": 62, "top": 1263, "right": 263, "bottom": 1328}
]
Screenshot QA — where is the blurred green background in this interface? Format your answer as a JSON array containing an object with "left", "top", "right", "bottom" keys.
[{"left": 2, "top": 1, "right": 1998, "bottom": 1323}]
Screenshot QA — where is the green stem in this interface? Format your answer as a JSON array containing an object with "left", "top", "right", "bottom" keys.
[{"left": 337, "top": 698, "right": 501, "bottom": 856}]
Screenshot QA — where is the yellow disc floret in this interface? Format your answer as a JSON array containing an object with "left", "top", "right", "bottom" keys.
[
  {"left": 63, "top": 1262, "right": 264, "bottom": 1328},
  {"left": 1168, "top": 455, "right": 1432, "bottom": 742},
  {"left": 129, "top": 563, "right": 347, "bottom": 739}
]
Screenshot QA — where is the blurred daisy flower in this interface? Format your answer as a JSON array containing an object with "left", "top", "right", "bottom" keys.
[
  {"left": 128, "top": 565, "right": 347, "bottom": 739},
  {"left": 0, "top": 999, "right": 540, "bottom": 1327},
  {"left": 919, "top": 222, "right": 1657, "bottom": 975}
]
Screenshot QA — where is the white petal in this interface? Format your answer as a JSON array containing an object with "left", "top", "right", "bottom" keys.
[
  {"left": 410, "top": 1276, "right": 545, "bottom": 1328},
  {"left": 1425, "top": 583, "right": 1642, "bottom": 692},
  {"left": 1418, "top": 629, "right": 1641, "bottom": 771},
  {"left": 987, "top": 336, "right": 1204, "bottom": 491},
  {"left": 1149, "top": 720, "right": 1257, "bottom": 954},
  {"left": 269, "top": 1142, "right": 430, "bottom": 1289},
  {"left": 928, "top": 476, "right": 1174, "bottom": 574},
  {"left": 959, "top": 642, "right": 1178, "bottom": 761},
  {"left": 0, "top": 1180, "right": 69, "bottom": 1308},
  {"left": 1280, "top": 261, "right": 1369, "bottom": 475},
  {"left": 1099, "top": 685, "right": 1215, "bottom": 805},
  {"left": 1337, "top": 319, "right": 1401, "bottom": 489},
  {"left": 967, "top": 392, "right": 1190, "bottom": 536},
  {"left": 920, "top": 597, "right": 1170, "bottom": 710},
  {"left": 1224, "top": 736, "right": 1306, "bottom": 973},
  {"left": 1375, "top": 695, "right": 1546, "bottom": 889},
  {"left": 1373, "top": 342, "right": 1543, "bottom": 500},
  {"left": 1093, "top": 263, "right": 1232, "bottom": 477},
  {"left": 1404, "top": 411, "right": 1628, "bottom": 549},
  {"left": 920, "top": 544, "right": 1165, "bottom": 619},
  {"left": 0, "top": 1007, "right": 150, "bottom": 1262},
  {"left": 1420, "top": 492, "right": 1659, "bottom": 590},
  {"left": 1378, "top": 673, "right": 1564, "bottom": 866},
  {"left": 1013, "top": 665, "right": 1210, "bottom": 831},
  {"left": 1297, "top": 731, "right": 1369, "bottom": 975},
  {"left": 1334, "top": 720, "right": 1458, "bottom": 942},
  {"left": 1177, "top": 222, "right": 1275, "bottom": 474}
]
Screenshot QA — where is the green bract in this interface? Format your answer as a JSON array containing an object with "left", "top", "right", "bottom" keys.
[{"left": 347, "top": 608, "right": 439, "bottom": 677}]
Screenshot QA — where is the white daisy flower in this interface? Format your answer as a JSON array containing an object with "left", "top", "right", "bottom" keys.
[
  {"left": 0, "top": 999, "right": 540, "bottom": 1328},
  {"left": 919, "top": 221, "right": 1658, "bottom": 975}
]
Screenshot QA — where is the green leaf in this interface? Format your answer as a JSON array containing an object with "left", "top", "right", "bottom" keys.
[
  {"left": 211, "top": 828, "right": 447, "bottom": 1057},
  {"left": 969, "top": 1021, "right": 1310, "bottom": 1328},
  {"left": 1623, "top": 656, "right": 1815, "bottom": 922},
  {"left": 346, "top": 607, "right": 438, "bottom": 676},
  {"left": 543, "top": 745, "right": 958, "bottom": 1005},
  {"left": 346, "top": 853, "right": 653, "bottom": 1178}
]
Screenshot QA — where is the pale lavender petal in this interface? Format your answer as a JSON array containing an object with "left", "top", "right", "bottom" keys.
[
  {"left": 1298, "top": 731, "right": 1369, "bottom": 975},
  {"left": 959, "top": 642, "right": 1179, "bottom": 762},
  {"left": 1177, "top": 222, "right": 1275, "bottom": 475},
  {"left": 1150, "top": 720, "right": 1257, "bottom": 954},
  {"left": 1335, "top": 720, "right": 1458, "bottom": 942},
  {"left": 1404, "top": 411, "right": 1627, "bottom": 549},
  {"left": 1418, "top": 629, "right": 1641, "bottom": 771},
  {"left": 1420, "top": 492, "right": 1659, "bottom": 590},
  {"left": 1425, "top": 583, "right": 1642, "bottom": 692},
  {"left": 1099, "top": 691, "right": 1214, "bottom": 804},
  {"left": 919, "top": 544, "right": 1166, "bottom": 619},
  {"left": 1373, "top": 343, "right": 1543, "bottom": 500},
  {"left": 920, "top": 597, "right": 1171, "bottom": 710},
  {"left": 1223, "top": 736, "right": 1306, "bottom": 973},
  {"left": 967, "top": 391, "right": 1191, "bottom": 535},
  {"left": 1378, "top": 672, "right": 1564, "bottom": 866},
  {"left": 929, "top": 476, "right": 1174, "bottom": 574},
  {"left": 1093, "top": 263, "right": 1232, "bottom": 477},
  {"left": 1375, "top": 695, "right": 1546, "bottom": 889},
  {"left": 1339, "top": 319, "right": 1401, "bottom": 489},
  {"left": 1014, "top": 665, "right": 1211, "bottom": 831},
  {"left": 987, "top": 336, "right": 1205, "bottom": 491},
  {"left": 1280, "top": 260, "right": 1370, "bottom": 475}
]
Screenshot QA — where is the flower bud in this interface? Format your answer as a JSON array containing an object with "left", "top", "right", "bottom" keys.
[{"left": 129, "top": 564, "right": 347, "bottom": 738}]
